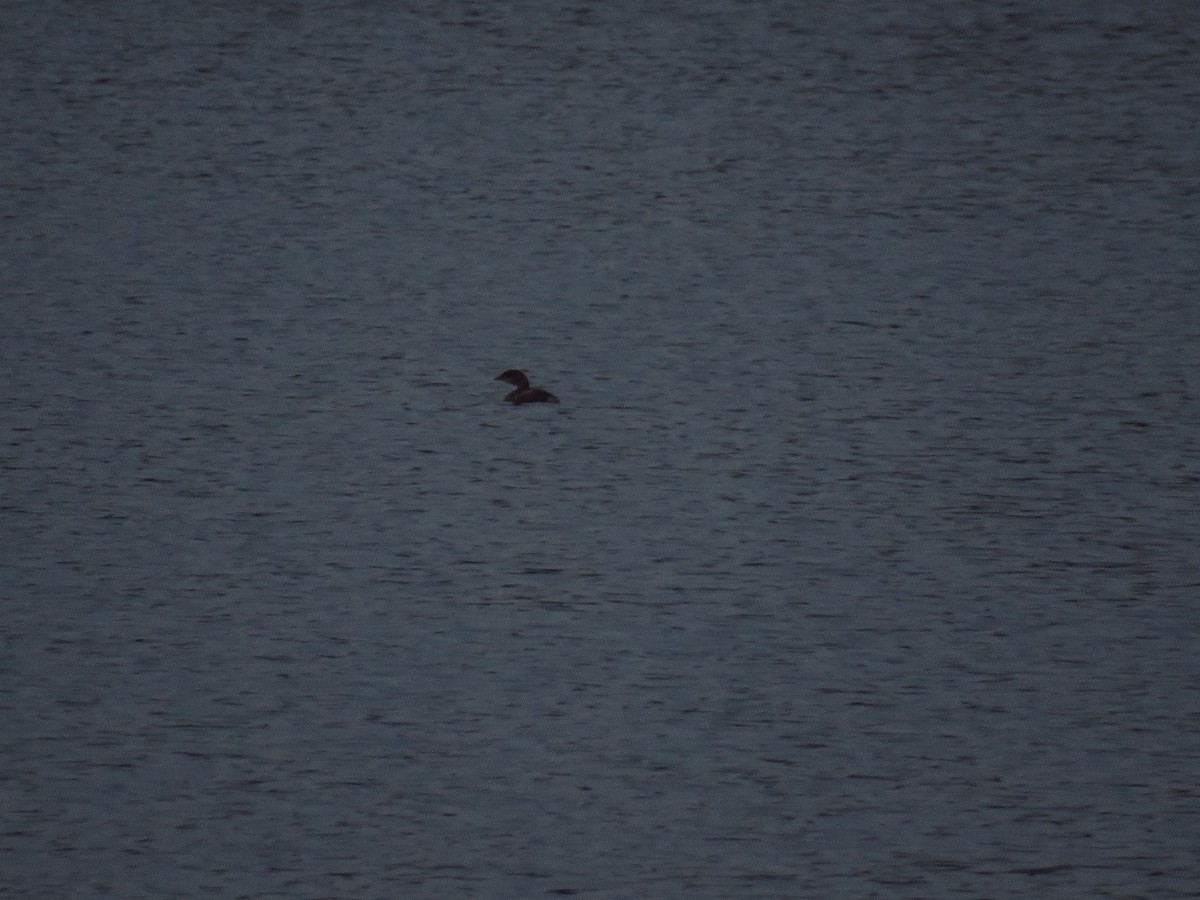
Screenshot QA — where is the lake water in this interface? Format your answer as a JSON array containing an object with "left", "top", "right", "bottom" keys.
[{"left": 3, "top": 1, "right": 1198, "bottom": 897}]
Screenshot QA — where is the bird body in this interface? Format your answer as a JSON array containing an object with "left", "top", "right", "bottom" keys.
[{"left": 495, "top": 369, "right": 559, "bottom": 404}]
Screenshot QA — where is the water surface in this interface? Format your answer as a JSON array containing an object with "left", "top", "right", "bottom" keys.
[{"left": 3, "top": 2, "right": 1198, "bottom": 897}]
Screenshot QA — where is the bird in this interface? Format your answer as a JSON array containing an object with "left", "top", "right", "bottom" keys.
[{"left": 495, "top": 369, "right": 559, "bottom": 404}]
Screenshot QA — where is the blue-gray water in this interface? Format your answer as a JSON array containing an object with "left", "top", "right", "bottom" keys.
[{"left": 3, "top": 2, "right": 1198, "bottom": 897}]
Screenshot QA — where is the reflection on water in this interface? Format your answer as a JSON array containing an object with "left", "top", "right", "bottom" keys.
[{"left": 3, "top": 1, "right": 1197, "bottom": 897}]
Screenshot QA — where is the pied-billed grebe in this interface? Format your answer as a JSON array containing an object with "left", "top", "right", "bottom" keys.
[{"left": 496, "top": 369, "right": 559, "bottom": 404}]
